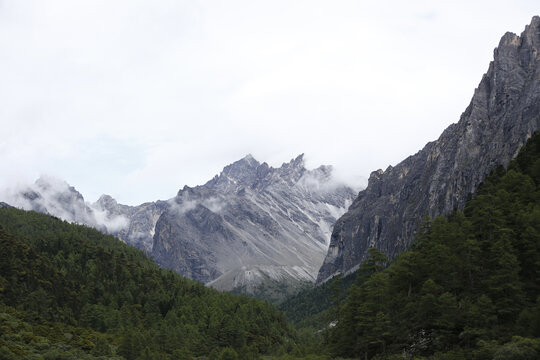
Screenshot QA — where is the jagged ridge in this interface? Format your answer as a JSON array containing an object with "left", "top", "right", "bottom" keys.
[
  {"left": 151, "top": 154, "right": 356, "bottom": 290},
  {"left": 317, "top": 16, "right": 540, "bottom": 283}
]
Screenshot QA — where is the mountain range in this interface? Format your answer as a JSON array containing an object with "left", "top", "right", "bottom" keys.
[
  {"left": 2, "top": 155, "right": 355, "bottom": 300},
  {"left": 2, "top": 16, "right": 539, "bottom": 307},
  {"left": 151, "top": 154, "right": 355, "bottom": 301}
]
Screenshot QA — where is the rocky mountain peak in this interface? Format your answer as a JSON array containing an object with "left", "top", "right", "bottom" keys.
[
  {"left": 525, "top": 15, "right": 540, "bottom": 39},
  {"left": 202, "top": 154, "right": 310, "bottom": 192},
  {"left": 225, "top": 154, "right": 261, "bottom": 175},
  {"left": 317, "top": 16, "right": 540, "bottom": 284},
  {"left": 96, "top": 194, "right": 118, "bottom": 208},
  {"left": 271, "top": 154, "right": 307, "bottom": 186},
  {"left": 286, "top": 153, "right": 305, "bottom": 167},
  {"left": 34, "top": 175, "right": 84, "bottom": 202},
  {"left": 152, "top": 152, "right": 357, "bottom": 289},
  {"left": 204, "top": 154, "right": 262, "bottom": 190}
]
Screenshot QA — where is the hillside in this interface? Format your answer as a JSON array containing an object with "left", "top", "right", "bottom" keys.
[{"left": 0, "top": 208, "right": 294, "bottom": 359}]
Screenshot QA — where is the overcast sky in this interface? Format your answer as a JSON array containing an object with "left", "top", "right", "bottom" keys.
[{"left": 0, "top": 1, "right": 538, "bottom": 205}]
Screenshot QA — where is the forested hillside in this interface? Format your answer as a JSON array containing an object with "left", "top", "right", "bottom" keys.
[
  {"left": 326, "top": 132, "right": 540, "bottom": 359},
  {"left": 0, "top": 209, "right": 293, "bottom": 359}
]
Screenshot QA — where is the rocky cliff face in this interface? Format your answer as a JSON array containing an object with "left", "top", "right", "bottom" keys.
[
  {"left": 151, "top": 154, "right": 356, "bottom": 289},
  {"left": 94, "top": 195, "right": 167, "bottom": 252},
  {"left": 317, "top": 16, "right": 540, "bottom": 283}
]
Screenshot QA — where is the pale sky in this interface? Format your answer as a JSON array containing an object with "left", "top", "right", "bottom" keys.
[{"left": 0, "top": 1, "right": 538, "bottom": 205}]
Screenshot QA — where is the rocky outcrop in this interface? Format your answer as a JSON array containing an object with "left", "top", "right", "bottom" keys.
[
  {"left": 317, "top": 16, "right": 540, "bottom": 283},
  {"left": 94, "top": 195, "right": 167, "bottom": 252},
  {"left": 151, "top": 154, "right": 356, "bottom": 287}
]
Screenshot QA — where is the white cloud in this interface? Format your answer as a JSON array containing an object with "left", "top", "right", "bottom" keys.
[
  {"left": 0, "top": 0, "right": 538, "bottom": 205},
  {"left": 1, "top": 175, "right": 130, "bottom": 233},
  {"left": 168, "top": 194, "right": 226, "bottom": 216}
]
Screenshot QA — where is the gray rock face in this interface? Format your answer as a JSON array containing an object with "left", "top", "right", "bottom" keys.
[
  {"left": 317, "top": 16, "right": 540, "bottom": 283},
  {"left": 208, "top": 265, "right": 313, "bottom": 304},
  {"left": 93, "top": 195, "right": 168, "bottom": 252},
  {"left": 151, "top": 154, "right": 356, "bottom": 286}
]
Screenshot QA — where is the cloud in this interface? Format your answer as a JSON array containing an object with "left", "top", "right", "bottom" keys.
[
  {"left": 168, "top": 193, "right": 226, "bottom": 216},
  {"left": 0, "top": 175, "right": 130, "bottom": 234},
  {"left": 90, "top": 206, "right": 131, "bottom": 234},
  {"left": 0, "top": 1, "right": 538, "bottom": 205}
]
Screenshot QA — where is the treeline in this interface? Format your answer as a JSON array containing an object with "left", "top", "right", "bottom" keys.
[
  {"left": 0, "top": 208, "right": 294, "bottom": 359},
  {"left": 326, "top": 132, "right": 540, "bottom": 359}
]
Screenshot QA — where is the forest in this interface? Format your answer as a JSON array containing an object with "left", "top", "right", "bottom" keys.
[
  {"left": 0, "top": 208, "right": 294, "bottom": 359},
  {"left": 1, "top": 132, "right": 539, "bottom": 359}
]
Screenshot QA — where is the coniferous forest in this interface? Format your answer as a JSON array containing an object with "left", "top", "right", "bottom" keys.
[
  {"left": 1, "top": 133, "right": 539, "bottom": 359},
  {"left": 0, "top": 209, "right": 293, "bottom": 359}
]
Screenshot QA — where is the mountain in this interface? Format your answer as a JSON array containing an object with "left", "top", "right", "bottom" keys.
[
  {"left": 327, "top": 131, "right": 540, "bottom": 359},
  {"left": 3, "top": 176, "right": 166, "bottom": 253},
  {"left": 18, "top": 176, "right": 100, "bottom": 227},
  {"left": 93, "top": 195, "right": 168, "bottom": 252},
  {"left": 2, "top": 155, "right": 355, "bottom": 299},
  {"left": 152, "top": 154, "right": 356, "bottom": 299},
  {"left": 317, "top": 16, "right": 540, "bottom": 283}
]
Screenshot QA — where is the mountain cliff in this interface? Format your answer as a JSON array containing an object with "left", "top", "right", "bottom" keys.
[
  {"left": 317, "top": 16, "right": 540, "bottom": 283},
  {"left": 94, "top": 195, "right": 168, "bottom": 252},
  {"left": 152, "top": 154, "right": 356, "bottom": 295}
]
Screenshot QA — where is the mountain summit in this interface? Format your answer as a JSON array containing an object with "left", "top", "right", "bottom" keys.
[
  {"left": 317, "top": 16, "right": 540, "bottom": 283},
  {"left": 2, "top": 154, "right": 355, "bottom": 301},
  {"left": 152, "top": 154, "right": 356, "bottom": 300}
]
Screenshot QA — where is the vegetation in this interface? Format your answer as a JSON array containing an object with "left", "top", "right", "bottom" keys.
[
  {"left": 1, "top": 131, "right": 539, "bottom": 359},
  {"left": 326, "top": 132, "right": 540, "bottom": 359},
  {"left": 0, "top": 208, "right": 294, "bottom": 359},
  {"left": 231, "top": 277, "right": 312, "bottom": 305},
  {"left": 279, "top": 272, "right": 356, "bottom": 327}
]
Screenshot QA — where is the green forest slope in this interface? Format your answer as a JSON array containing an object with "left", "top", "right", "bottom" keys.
[{"left": 0, "top": 209, "right": 294, "bottom": 360}]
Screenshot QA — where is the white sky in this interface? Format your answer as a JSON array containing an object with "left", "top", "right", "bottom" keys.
[{"left": 0, "top": 1, "right": 538, "bottom": 205}]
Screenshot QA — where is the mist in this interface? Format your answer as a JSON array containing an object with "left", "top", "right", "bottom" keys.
[
  {"left": 1, "top": 175, "right": 130, "bottom": 234},
  {"left": 0, "top": 1, "right": 538, "bottom": 204}
]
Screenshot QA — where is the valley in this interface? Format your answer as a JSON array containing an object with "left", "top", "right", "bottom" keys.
[{"left": 1, "top": 13, "right": 539, "bottom": 360}]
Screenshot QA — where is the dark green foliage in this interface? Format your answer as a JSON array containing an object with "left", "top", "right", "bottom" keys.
[
  {"left": 278, "top": 271, "right": 357, "bottom": 327},
  {"left": 0, "top": 208, "right": 293, "bottom": 358},
  {"left": 327, "top": 132, "right": 540, "bottom": 359},
  {"left": 231, "top": 277, "right": 312, "bottom": 305}
]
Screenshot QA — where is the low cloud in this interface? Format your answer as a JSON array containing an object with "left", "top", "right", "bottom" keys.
[
  {"left": 168, "top": 193, "right": 226, "bottom": 216},
  {"left": 0, "top": 175, "right": 130, "bottom": 234},
  {"left": 90, "top": 206, "right": 130, "bottom": 233},
  {"left": 297, "top": 164, "right": 363, "bottom": 195}
]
